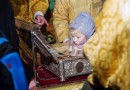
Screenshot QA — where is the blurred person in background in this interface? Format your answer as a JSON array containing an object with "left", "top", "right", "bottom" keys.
[
  {"left": 10, "top": 0, "right": 49, "bottom": 26},
  {"left": 0, "top": 0, "right": 34, "bottom": 89},
  {"left": 82, "top": 0, "right": 130, "bottom": 90}
]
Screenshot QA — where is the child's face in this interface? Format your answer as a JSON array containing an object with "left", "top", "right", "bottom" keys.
[{"left": 71, "top": 30, "right": 87, "bottom": 46}]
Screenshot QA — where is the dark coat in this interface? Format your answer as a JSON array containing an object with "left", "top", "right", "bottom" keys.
[
  {"left": 0, "top": 0, "right": 34, "bottom": 89},
  {"left": 0, "top": 0, "right": 18, "bottom": 50}
]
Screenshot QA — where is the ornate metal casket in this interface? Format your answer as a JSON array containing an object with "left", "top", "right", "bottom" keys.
[
  {"left": 15, "top": 19, "right": 92, "bottom": 81},
  {"left": 31, "top": 26, "right": 92, "bottom": 81}
]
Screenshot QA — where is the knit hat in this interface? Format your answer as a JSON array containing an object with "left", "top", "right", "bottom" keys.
[{"left": 70, "top": 12, "right": 95, "bottom": 39}]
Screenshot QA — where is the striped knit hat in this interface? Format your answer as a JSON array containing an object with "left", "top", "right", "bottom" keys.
[{"left": 70, "top": 12, "right": 95, "bottom": 39}]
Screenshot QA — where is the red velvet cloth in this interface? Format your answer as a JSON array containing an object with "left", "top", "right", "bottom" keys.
[{"left": 36, "top": 66, "right": 88, "bottom": 87}]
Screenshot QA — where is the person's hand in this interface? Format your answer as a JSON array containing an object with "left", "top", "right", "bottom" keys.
[
  {"left": 34, "top": 15, "right": 49, "bottom": 27},
  {"left": 29, "top": 79, "right": 37, "bottom": 90},
  {"left": 63, "top": 39, "right": 70, "bottom": 46}
]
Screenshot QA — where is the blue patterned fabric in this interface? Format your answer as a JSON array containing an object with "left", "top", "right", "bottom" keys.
[{"left": 0, "top": 32, "right": 28, "bottom": 90}]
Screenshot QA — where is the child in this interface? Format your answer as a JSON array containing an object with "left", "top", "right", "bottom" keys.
[
  {"left": 52, "top": 12, "right": 95, "bottom": 56},
  {"left": 69, "top": 12, "right": 95, "bottom": 56}
]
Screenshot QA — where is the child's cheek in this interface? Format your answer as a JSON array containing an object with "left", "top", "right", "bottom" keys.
[{"left": 79, "top": 39, "right": 87, "bottom": 45}]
